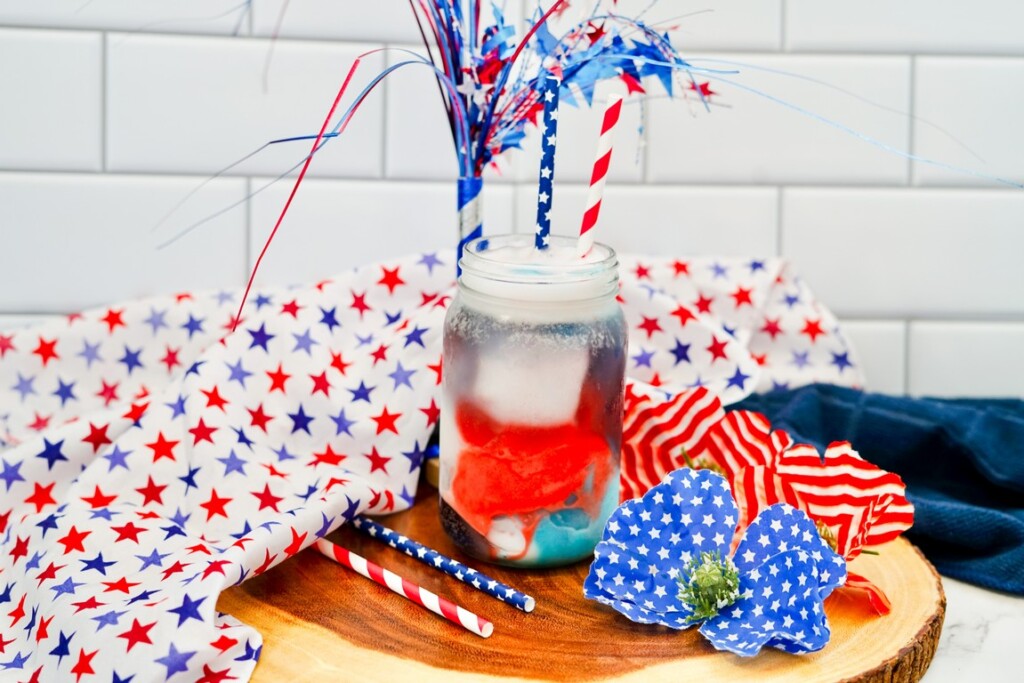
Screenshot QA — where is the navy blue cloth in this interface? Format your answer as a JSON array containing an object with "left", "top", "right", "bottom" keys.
[{"left": 736, "top": 384, "right": 1024, "bottom": 596}]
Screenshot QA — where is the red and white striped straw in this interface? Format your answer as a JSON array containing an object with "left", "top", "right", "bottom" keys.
[
  {"left": 314, "top": 538, "right": 494, "bottom": 638},
  {"left": 578, "top": 93, "right": 623, "bottom": 257}
]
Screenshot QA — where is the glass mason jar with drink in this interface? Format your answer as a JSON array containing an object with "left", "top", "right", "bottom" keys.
[{"left": 439, "top": 234, "right": 627, "bottom": 567}]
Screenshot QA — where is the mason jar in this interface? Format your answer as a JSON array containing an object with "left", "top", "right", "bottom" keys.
[{"left": 439, "top": 234, "right": 627, "bottom": 567}]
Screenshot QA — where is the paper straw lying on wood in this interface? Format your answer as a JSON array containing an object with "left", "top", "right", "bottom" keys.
[
  {"left": 314, "top": 538, "right": 493, "bottom": 638},
  {"left": 352, "top": 515, "right": 536, "bottom": 613}
]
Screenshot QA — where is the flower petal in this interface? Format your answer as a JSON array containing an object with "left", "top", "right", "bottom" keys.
[
  {"left": 733, "top": 504, "right": 847, "bottom": 600},
  {"left": 699, "top": 549, "right": 832, "bottom": 656}
]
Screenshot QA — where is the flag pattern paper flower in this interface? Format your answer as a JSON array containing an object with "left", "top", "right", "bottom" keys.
[
  {"left": 0, "top": 253, "right": 858, "bottom": 680},
  {"left": 584, "top": 468, "right": 847, "bottom": 656}
]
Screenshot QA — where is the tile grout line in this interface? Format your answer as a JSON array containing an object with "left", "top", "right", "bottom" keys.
[
  {"left": 101, "top": 32, "right": 108, "bottom": 172},
  {"left": 906, "top": 57, "right": 916, "bottom": 186},
  {"left": 779, "top": 0, "right": 788, "bottom": 52},
  {"left": 380, "top": 43, "right": 390, "bottom": 180}
]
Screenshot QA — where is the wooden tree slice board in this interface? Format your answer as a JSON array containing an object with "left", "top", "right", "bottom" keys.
[{"left": 218, "top": 496, "right": 944, "bottom": 683}]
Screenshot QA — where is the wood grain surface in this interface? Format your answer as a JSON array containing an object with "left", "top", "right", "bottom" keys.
[{"left": 218, "top": 495, "right": 944, "bottom": 683}]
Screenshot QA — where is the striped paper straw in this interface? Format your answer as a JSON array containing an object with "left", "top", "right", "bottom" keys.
[
  {"left": 534, "top": 73, "right": 560, "bottom": 250},
  {"left": 314, "top": 538, "right": 493, "bottom": 638},
  {"left": 352, "top": 515, "right": 536, "bottom": 613},
  {"left": 577, "top": 93, "right": 623, "bottom": 257}
]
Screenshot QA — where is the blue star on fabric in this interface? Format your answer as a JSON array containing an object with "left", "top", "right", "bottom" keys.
[
  {"left": 182, "top": 314, "right": 205, "bottom": 338},
  {"left": 50, "top": 576, "right": 83, "bottom": 597},
  {"left": 331, "top": 409, "right": 356, "bottom": 437},
  {"left": 402, "top": 441, "right": 427, "bottom": 473},
  {"left": 831, "top": 351, "right": 854, "bottom": 372},
  {"left": 247, "top": 323, "right": 275, "bottom": 352},
  {"left": 80, "top": 552, "right": 117, "bottom": 575},
  {"left": 144, "top": 307, "right": 168, "bottom": 334},
  {"left": 292, "top": 328, "right": 319, "bottom": 355},
  {"left": 118, "top": 346, "right": 144, "bottom": 374},
  {"left": 91, "top": 609, "right": 126, "bottom": 631},
  {"left": 165, "top": 394, "right": 187, "bottom": 419},
  {"left": 726, "top": 367, "right": 751, "bottom": 390},
  {"left": 135, "top": 549, "right": 170, "bottom": 571},
  {"left": 11, "top": 373, "right": 36, "bottom": 400},
  {"left": 388, "top": 362, "right": 416, "bottom": 390},
  {"left": 383, "top": 310, "right": 403, "bottom": 326},
  {"left": 52, "top": 378, "right": 77, "bottom": 406},
  {"left": 168, "top": 593, "right": 205, "bottom": 626},
  {"left": 348, "top": 381, "right": 375, "bottom": 403},
  {"left": 790, "top": 350, "right": 811, "bottom": 370},
  {"left": 155, "top": 643, "right": 197, "bottom": 678},
  {"left": 226, "top": 359, "right": 253, "bottom": 387},
  {"left": 749, "top": 259, "right": 766, "bottom": 273},
  {"left": 584, "top": 468, "right": 846, "bottom": 657},
  {"left": 36, "top": 438, "right": 67, "bottom": 470},
  {"left": 77, "top": 339, "right": 103, "bottom": 368},
  {"left": 0, "top": 458, "right": 25, "bottom": 491},
  {"left": 632, "top": 348, "right": 654, "bottom": 369},
  {"left": 178, "top": 466, "right": 201, "bottom": 493},
  {"left": 104, "top": 445, "right": 132, "bottom": 471},
  {"left": 1, "top": 651, "right": 29, "bottom": 670},
  {"left": 403, "top": 325, "right": 428, "bottom": 348},
  {"left": 36, "top": 512, "right": 61, "bottom": 537},
  {"left": 49, "top": 631, "right": 74, "bottom": 664},
  {"left": 287, "top": 405, "right": 314, "bottom": 435},
  {"left": 319, "top": 306, "right": 341, "bottom": 332},
  {"left": 417, "top": 252, "right": 443, "bottom": 273},
  {"left": 670, "top": 339, "right": 691, "bottom": 365},
  {"left": 218, "top": 450, "right": 248, "bottom": 476}
]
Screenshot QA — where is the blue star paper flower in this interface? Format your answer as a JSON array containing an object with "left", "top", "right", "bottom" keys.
[{"left": 584, "top": 468, "right": 846, "bottom": 657}]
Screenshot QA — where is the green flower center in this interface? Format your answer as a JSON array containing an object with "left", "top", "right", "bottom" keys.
[{"left": 677, "top": 551, "right": 740, "bottom": 623}]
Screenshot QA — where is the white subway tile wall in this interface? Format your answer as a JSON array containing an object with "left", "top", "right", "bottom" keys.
[{"left": 1, "top": 2, "right": 1021, "bottom": 397}]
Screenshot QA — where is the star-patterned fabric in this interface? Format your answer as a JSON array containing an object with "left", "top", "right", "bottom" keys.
[{"left": 0, "top": 251, "right": 861, "bottom": 680}]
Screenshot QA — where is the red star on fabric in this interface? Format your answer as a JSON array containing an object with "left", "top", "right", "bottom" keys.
[
  {"left": 670, "top": 305, "right": 696, "bottom": 327},
  {"left": 174, "top": 292, "right": 193, "bottom": 302},
  {"left": 761, "top": 317, "right": 783, "bottom": 339},
  {"left": 36, "top": 614, "right": 53, "bottom": 643},
  {"left": 261, "top": 463, "right": 287, "bottom": 479},
  {"left": 81, "top": 486, "right": 117, "bottom": 508},
  {"left": 146, "top": 432, "right": 179, "bottom": 462},
  {"left": 752, "top": 353, "right": 768, "bottom": 366},
  {"left": 160, "top": 561, "right": 189, "bottom": 580},
  {"left": 201, "top": 386, "right": 229, "bottom": 411},
  {"left": 253, "top": 549, "right": 277, "bottom": 576},
  {"left": 210, "top": 635, "right": 239, "bottom": 653},
  {"left": 31, "top": 336, "right": 59, "bottom": 367},
  {"left": 111, "top": 521, "right": 146, "bottom": 543},
  {"left": 7, "top": 595, "right": 26, "bottom": 626},
  {"left": 96, "top": 380, "right": 119, "bottom": 406},
  {"left": 24, "top": 482, "right": 57, "bottom": 513},
  {"left": 365, "top": 447, "right": 391, "bottom": 474},
  {"left": 117, "top": 619, "right": 155, "bottom": 652},
  {"left": 70, "top": 648, "right": 98, "bottom": 682},
  {"left": 419, "top": 292, "right": 439, "bottom": 308},
  {"left": 731, "top": 286, "right": 754, "bottom": 307},
  {"left": 71, "top": 596, "right": 104, "bottom": 613},
  {"left": 693, "top": 294, "right": 714, "bottom": 314},
  {"left": 310, "top": 445, "right": 346, "bottom": 468},
  {"left": 377, "top": 266, "right": 406, "bottom": 294},
  {"left": 11, "top": 536, "right": 30, "bottom": 563},
  {"left": 325, "top": 476, "right": 350, "bottom": 492},
  {"left": 637, "top": 317, "right": 663, "bottom": 339},
  {"left": 122, "top": 401, "right": 149, "bottom": 423},
  {"left": 280, "top": 299, "right": 302, "bottom": 318},
  {"left": 801, "top": 318, "right": 825, "bottom": 343},
  {"left": 197, "top": 664, "right": 237, "bottom": 683},
  {"left": 135, "top": 477, "right": 167, "bottom": 506},
  {"left": 247, "top": 404, "right": 273, "bottom": 432},
  {"left": 100, "top": 308, "right": 126, "bottom": 333},
  {"left": 0, "top": 633, "right": 16, "bottom": 654},
  {"left": 266, "top": 363, "right": 291, "bottom": 393},
  {"left": 672, "top": 260, "right": 690, "bottom": 277},
  {"left": 35, "top": 562, "right": 64, "bottom": 586},
  {"left": 350, "top": 290, "right": 372, "bottom": 317},
  {"left": 706, "top": 336, "right": 729, "bottom": 362},
  {"left": 251, "top": 484, "right": 284, "bottom": 512},
  {"left": 314, "top": 278, "right": 333, "bottom": 292},
  {"left": 420, "top": 399, "right": 440, "bottom": 427},
  {"left": 57, "top": 526, "right": 91, "bottom": 554},
  {"left": 283, "top": 528, "right": 307, "bottom": 557},
  {"left": 102, "top": 576, "right": 140, "bottom": 594},
  {"left": 199, "top": 489, "right": 232, "bottom": 521},
  {"left": 648, "top": 372, "right": 664, "bottom": 387},
  {"left": 188, "top": 418, "right": 218, "bottom": 445},
  {"left": 371, "top": 407, "right": 402, "bottom": 435},
  {"left": 370, "top": 343, "right": 389, "bottom": 365},
  {"left": 27, "top": 412, "right": 50, "bottom": 432},
  {"left": 202, "top": 560, "right": 231, "bottom": 580},
  {"left": 428, "top": 358, "right": 442, "bottom": 385},
  {"left": 83, "top": 422, "right": 111, "bottom": 453},
  {"left": 330, "top": 351, "right": 352, "bottom": 376},
  {"left": 160, "top": 346, "right": 181, "bottom": 372},
  {"left": 633, "top": 263, "right": 651, "bottom": 280},
  {"left": 0, "top": 333, "right": 14, "bottom": 358},
  {"left": 309, "top": 371, "right": 331, "bottom": 396},
  {"left": 187, "top": 543, "right": 213, "bottom": 555}
]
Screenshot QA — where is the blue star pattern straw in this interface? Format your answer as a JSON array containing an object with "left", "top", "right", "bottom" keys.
[
  {"left": 534, "top": 72, "right": 560, "bottom": 250},
  {"left": 351, "top": 515, "right": 536, "bottom": 613}
]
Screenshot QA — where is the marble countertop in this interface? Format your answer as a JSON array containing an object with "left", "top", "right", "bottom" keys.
[{"left": 922, "top": 578, "right": 1024, "bottom": 682}]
